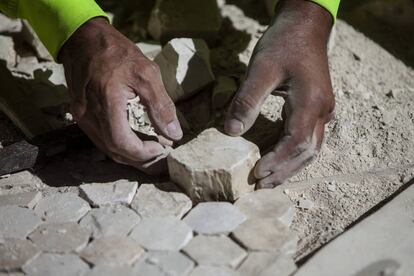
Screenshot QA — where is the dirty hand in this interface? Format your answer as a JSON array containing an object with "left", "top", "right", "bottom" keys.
[
  {"left": 59, "top": 17, "right": 182, "bottom": 173},
  {"left": 224, "top": 0, "right": 335, "bottom": 188}
]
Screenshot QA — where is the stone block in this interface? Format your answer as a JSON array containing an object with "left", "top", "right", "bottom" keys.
[
  {"left": 0, "top": 140, "right": 39, "bottom": 176},
  {"left": 0, "top": 191, "right": 41, "bottom": 208},
  {"left": 0, "top": 238, "right": 40, "bottom": 272},
  {"left": 22, "top": 253, "right": 89, "bottom": 276},
  {"left": 0, "top": 14, "right": 22, "bottom": 33},
  {"left": 154, "top": 38, "right": 215, "bottom": 102},
  {"left": 0, "top": 35, "right": 16, "bottom": 67},
  {"left": 136, "top": 42, "right": 162, "bottom": 61},
  {"left": 168, "top": 128, "right": 260, "bottom": 202},
  {"left": 148, "top": 0, "right": 222, "bottom": 43},
  {"left": 0, "top": 206, "right": 42, "bottom": 239}
]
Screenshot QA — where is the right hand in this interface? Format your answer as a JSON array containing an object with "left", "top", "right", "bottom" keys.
[{"left": 59, "top": 17, "right": 182, "bottom": 174}]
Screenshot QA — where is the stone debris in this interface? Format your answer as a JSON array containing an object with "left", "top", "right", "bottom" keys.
[
  {"left": 133, "top": 251, "right": 195, "bottom": 276},
  {"left": 0, "top": 140, "right": 39, "bottom": 176},
  {"left": 79, "top": 205, "right": 141, "bottom": 238},
  {"left": 0, "top": 206, "right": 42, "bottom": 239},
  {"left": 129, "top": 216, "right": 193, "bottom": 251},
  {"left": 28, "top": 222, "right": 90, "bottom": 253},
  {"left": 232, "top": 218, "right": 297, "bottom": 254},
  {"left": 137, "top": 42, "right": 162, "bottom": 61},
  {"left": 131, "top": 183, "right": 192, "bottom": 219},
  {"left": 168, "top": 128, "right": 260, "bottom": 202},
  {"left": 189, "top": 266, "right": 238, "bottom": 276},
  {"left": 20, "top": 20, "right": 53, "bottom": 61},
  {"left": 148, "top": 0, "right": 222, "bottom": 43},
  {"left": 0, "top": 35, "right": 16, "bottom": 67},
  {"left": 22, "top": 253, "right": 90, "bottom": 276},
  {"left": 80, "top": 235, "right": 145, "bottom": 266},
  {"left": 34, "top": 192, "right": 91, "bottom": 223},
  {"left": 234, "top": 188, "right": 295, "bottom": 226},
  {"left": 0, "top": 238, "right": 40, "bottom": 272},
  {"left": 212, "top": 76, "right": 238, "bottom": 109},
  {"left": 85, "top": 265, "right": 136, "bottom": 276},
  {"left": 154, "top": 38, "right": 215, "bottom": 103},
  {"left": 79, "top": 180, "right": 138, "bottom": 207},
  {"left": 0, "top": 14, "right": 22, "bottom": 33},
  {"left": 127, "top": 96, "right": 157, "bottom": 137},
  {"left": 259, "top": 254, "right": 297, "bottom": 276},
  {"left": 183, "top": 202, "right": 246, "bottom": 235},
  {"left": 183, "top": 235, "right": 247, "bottom": 268},
  {"left": 0, "top": 191, "right": 41, "bottom": 209}
]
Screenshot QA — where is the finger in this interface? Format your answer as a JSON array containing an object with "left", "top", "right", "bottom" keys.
[
  {"left": 224, "top": 54, "right": 286, "bottom": 136},
  {"left": 135, "top": 62, "right": 183, "bottom": 141}
]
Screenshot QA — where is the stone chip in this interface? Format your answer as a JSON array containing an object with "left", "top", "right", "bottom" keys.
[{"left": 80, "top": 180, "right": 138, "bottom": 206}]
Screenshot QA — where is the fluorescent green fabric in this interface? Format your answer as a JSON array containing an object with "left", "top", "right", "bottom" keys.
[
  {"left": 311, "top": 0, "right": 340, "bottom": 20},
  {"left": 0, "top": 0, "right": 108, "bottom": 61}
]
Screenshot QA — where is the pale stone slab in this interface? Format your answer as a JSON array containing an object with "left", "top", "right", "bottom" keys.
[
  {"left": 168, "top": 128, "right": 260, "bottom": 202},
  {"left": 237, "top": 252, "right": 280, "bottom": 276},
  {"left": 232, "top": 218, "right": 297, "bottom": 254},
  {"left": 154, "top": 38, "right": 215, "bottom": 103},
  {"left": 0, "top": 238, "right": 40, "bottom": 272},
  {"left": 137, "top": 42, "right": 162, "bottom": 61},
  {"left": 259, "top": 254, "right": 297, "bottom": 276},
  {"left": 133, "top": 251, "right": 195, "bottom": 276},
  {"left": 85, "top": 265, "right": 136, "bottom": 276},
  {"left": 295, "top": 184, "right": 414, "bottom": 276},
  {"left": 0, "top": 191, "right": 41, "bottom": 209},
  {"left": 0, "top": 36, "right": 16, "bottom": 67},
  {"left": 129, "top": 216, "right": 193, "bottom": 251},
  {"left": 234, "top": 188, "right": 295, "bottom": 226},
  {"left": 80, "top": 180, "right": 138, "bottom": 207},
  {"left": 183, "top": 235, "right": 247, "bottom": 268},
  {"left": 28, "top": 222, "right": 90, "bottom": 253},
  {"left": 80, "top": 235, "right": 145, "bottom": 266},
  {"left": 183, "top": 202, "right": 246, "bottom": 234},
  {"left": 79, "top": 205, "right": 141, "bottom": 238},
  {"left": 34, "top": 193, "right": 91, "bottom": 223},
  {"left": 131, "top": 183, "right": 192, "bottom": 219},
  {"left": 0, "top": 206, "right": 42, "bottom": 239},
  {"left": 189, "top": 266, "right": 238, "bottom": 276},
  {"left": 22, "top": 253, "right": 89, "bottom": 276}
]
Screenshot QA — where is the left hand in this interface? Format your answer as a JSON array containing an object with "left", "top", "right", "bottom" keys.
[{"left": 224, "top": 0, "right": 335, "bottom": 188}]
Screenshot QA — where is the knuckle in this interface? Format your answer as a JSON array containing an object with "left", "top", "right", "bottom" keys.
[{"left": 141, "top": 61, "right": 160, "bottom": 77}]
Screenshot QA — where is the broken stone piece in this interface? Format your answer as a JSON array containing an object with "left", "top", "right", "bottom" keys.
[
  {"left": 0, "top": 206, "right": 42, "bottom": 239},
  {"left": 0, "top": 191, "right": 41, "bottom": 209},
  {"left": 154, "top": 38, "right": 215, "bottom": 103},
  {"left": 137, "top": 42, "right": 162, "bottom": 60},
  {"left": 0, "top": 14, "right": 22, "bottom": 33},
  {"left": 148, "top": 0, "right": 222, "bottom": 43},
  {"left": 0, "top": 35, "right": 16, "bottom": 67},
  {"left": 212, "top": 76, "right": 238, "bottom": 109},
  {"left": 22, "top": 253, "right": 89, "bottom": 276},
  {"left": 0, "top": 238, "right": 40, "bottom": 272},
  {"left": 127, "top": 96, "right": 157, "bottom": 136},
  {"left": 168, "top": 128, "right": 260, "bottom": 202}
]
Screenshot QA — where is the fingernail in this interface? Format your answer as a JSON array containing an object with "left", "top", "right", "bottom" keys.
[
  {"left": 166, "top": 120, "right": 183, "bottom": 140},
  {"left": 225, "top": 118, "right": 244, "bottom": 136}
]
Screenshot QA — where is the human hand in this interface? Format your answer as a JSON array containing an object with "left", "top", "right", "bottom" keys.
[{"left": 224, "top": 0, "right": 335, "bottom": 188}]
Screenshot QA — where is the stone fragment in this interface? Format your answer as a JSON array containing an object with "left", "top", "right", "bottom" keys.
[
  {"left": 0, "top": 238, "right": 40, "bottom": 272},
  {"left": 131, "top": 183, "right": 192, "bottom": 219},
  {"left": 129, "top": 216, "right": 193, "bottom": 251},
  {"left": 154, "top": 38, "right": 215, "bottom": 103},
  {"left": 0, "top": 14, "right": 22, "bottom": 33},
  {"left": 85, "top": 265, "right": 136, "bottom": 276},
  {"left": 28, "top": 222, "right": 90, "bottom": 253},
  {"left": 34, "top": 192, "right": 91, "bottom": 222},
  {"left": 0, "top": 191, "right": 41, "bottom": 208},
  {"left": 234, "top": 188, "right": 295, "bottom": 226},
  {"left": 0, "top": 35, "right": 16, "bottom": 67},
  {"left": 148, "top": 0, "right": 222, "bottom": 43},
  {"left": 80, "top": 235, "right": 145, "bottom": 266},
  {"left": 232, "top": 218, "right": 297, "bottom": 253},
  {"left": 133, "top": 251, "right": 195, "bottom": 276},
  {"left": 168, "top": 128, "right": 260, "bottom": 202},
  {"left": 237, "top": 252, "right": 295, "bottom": 276},
  {"left": 127, "top": 96, "right": 157, "bottom": 136},
  {"left": 259, "top": 254, "right": 297, "bottom": 276},
  {"left": 212, "top": 76, "right": 238, "bottom": 109},
  {"left": 79, "top": 205, "right": 141, "bottom": 238},
  {"left": 189, "top": 266, "right": 238, "bottom": 276},
  {"left": 79, "top": 180, "right": 138, "bottom": 206},
  {"left": 298, "top": 198, "right": 315, "bottom": 210},
  {"left": 183, "top": 235, "right": 246, "bottom": 268},
  {"left": 0, "top": 140, "right": 39, "bottom": 176},
  {"left": 183, "top": 202, "right": 246, "bottom": 234},
  {"left": 22, "top": 253, "right": 89, "bottom": 276},
  {"left": 0, "top": 206, "right": 42, "bottom": 239},
  {"left": 21, "top": 20, "right": 53, "bottom": 61},
  {"left": 137, "top": 42, "right": 162, "bottom": 60}
]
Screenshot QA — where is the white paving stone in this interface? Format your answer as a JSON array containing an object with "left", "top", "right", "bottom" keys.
[
  {"left": 183, "top": 202, "right": 246, "bottom": 234},
  {"left": 168, "top": 128, "right": 260, "bottom": 202},
  {"left": 232, "top": 218, "right": 297, "bottom": 253},
  {"left": 189, "top": 266, "right": 238, "bottom": 276},
  {"left": 129, "top": 216, "right": 193, "bottom": 251},
  {"left": 80, "top": 235, "right": 145, "bottom": 266},
  {"left": 28, "top": 222, "right": 90, "bottom": 253},
  {"left": 237, "top": 252, "right": 280, "bottom": 276},
  {"left": 34, "top": 192, "right": 91, "bottom": 223},
  {"left": 133, "top": 251, "right": 195, "bottom": 276},
  {"left": 0, "top": 36, "right": 16, "bottom": 67},
  {"left": 0, "top": 191, "right": 42, "bottom": 209},
  {"left": 234, "top": 188, "right": 295, "bottom": 226},
  {"left": 259, "top": 254, "right": 297, "bottom": 276},
  {"left": 0, "top": 206, "right": 42, "bottom": 239},
  {"left": 80, "top": 180, "right": 138, "bottom": 206},
  {"left": 22, "top": 253, "right": 90, "bottom": 276},
  {"left": 131, "top": 183, "right": 192, "bottom": 219},
  {"left": 183, "top": 235, "right": 246, "bottom": 268},
  {"left": 0, "top": 238, "right": 40, "bottom": 272},
  {"left": 85, "top": 265, "right": 136, "bottom": 276},
  {"left": 79, "top": 205, "right": 140, "bottom": 238}
]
